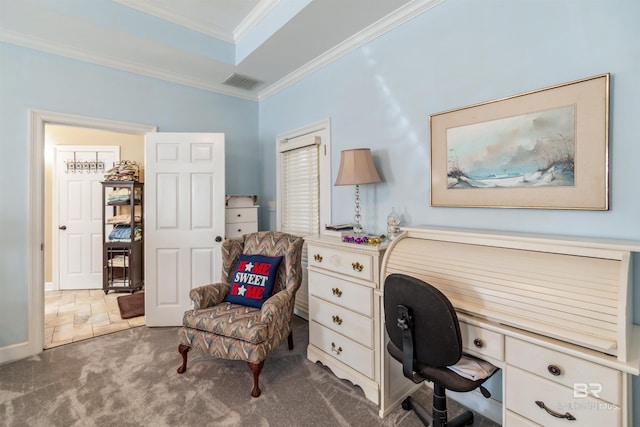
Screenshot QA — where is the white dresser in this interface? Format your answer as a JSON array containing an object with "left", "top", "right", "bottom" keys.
[
  {"left": 306, "top": 237, "right": 402, "bottom": 406},
  {"left": 225, "top": 206, "right": 258, "bottom": 238}
]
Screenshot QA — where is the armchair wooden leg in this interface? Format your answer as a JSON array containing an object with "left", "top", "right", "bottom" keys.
[
  {"left": 177, "top": 344, "right": 191, "bottom": 374},
  {"left": 247, "top": 360, "right": 265, "bottom": 397},
  {"left": 288, "top": 332, "right": 294, "bottom": 350}
]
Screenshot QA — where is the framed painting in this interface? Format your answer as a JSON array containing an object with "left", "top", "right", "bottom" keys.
[{"left": 429, "top": 74, "right": 609, "bottom": 209}]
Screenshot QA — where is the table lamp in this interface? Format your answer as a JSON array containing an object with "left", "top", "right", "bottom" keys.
[{"left": 334, "top": 148, "right": 382, "bottom": 236}]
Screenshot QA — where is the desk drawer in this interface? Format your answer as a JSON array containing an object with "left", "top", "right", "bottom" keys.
[
  {"left": 459, "top": 321, "right": 504, "bottom": 362},
  {"left": 309, "top": 296, "right": 373, "bottom": 348},
  {"left": 308, "top": 270, "right": 373, "bottom": 316},
  {"left": 506, "top": 366, "right": 621, "bottom": 427},
  {"left": 226, "top": 207, "right": 257, "bottom": 224},
  {"left": 308, "top": 245, "right": 374, "bottom": 282},
  {"left": 309, "top": 320, "right": 374, "bottom": 379},
  {"left": 505, "top": 410, "right": 541, "bottom": 426},
  {"left": 506, "top": 337, "right": 621, "bottom": 405}
]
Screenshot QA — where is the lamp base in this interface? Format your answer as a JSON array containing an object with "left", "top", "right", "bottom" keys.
[{"left": 353, "top": 184, "right": 363, "bottom": 236}]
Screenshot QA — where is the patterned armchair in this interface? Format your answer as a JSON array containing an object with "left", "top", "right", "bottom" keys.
[{"left": 177, "top": 231, "right": 304, "bottom": 397}]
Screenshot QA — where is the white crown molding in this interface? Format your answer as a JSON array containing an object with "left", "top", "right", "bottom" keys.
[
  {"left": 258, "top": 0, "right": 445, "bottom": 100},
  {"left": 234, "top": 0, "right": 280, "bottom": 43},
  {"left": 112, "top": 0, "right": 235, "bottom": 43},
  {"left": 2, "top": 0, "right": 443, "bottom": 102},
  {"left": 0, "top": 29, "right": 259, "bottom": 102}
]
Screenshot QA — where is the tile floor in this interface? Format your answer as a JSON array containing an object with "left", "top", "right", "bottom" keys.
[{"left": 44, "top": 289, "right": 145, "bottom": 349}]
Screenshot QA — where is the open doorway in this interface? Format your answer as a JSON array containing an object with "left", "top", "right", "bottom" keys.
[
  {"left": 43, "top": 124, "right": 146, "bottom": 347},
  {"left": 25, "top": 110, "right": 156, "bottom": 355}
]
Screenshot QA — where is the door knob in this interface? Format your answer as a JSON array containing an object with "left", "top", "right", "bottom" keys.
[
  {"left": 215, "top": 236, "right": 222, "bottom": 242},
  {"left": 59, "top": 225, "right": 67, "bottom": 230}
]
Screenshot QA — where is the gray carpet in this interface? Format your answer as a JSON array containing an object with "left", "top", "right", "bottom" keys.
[{"left": 0, "top": 316, "right": 499, "bottom": 426}]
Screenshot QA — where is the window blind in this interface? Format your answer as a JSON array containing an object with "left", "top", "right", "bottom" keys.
[{"left": 281, "top": 140, "right": 320, "bottom": 236}]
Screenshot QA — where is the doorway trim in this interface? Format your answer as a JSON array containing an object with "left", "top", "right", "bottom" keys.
[{"left": 25, "top": 109, "right": 156, "bottom": 361}]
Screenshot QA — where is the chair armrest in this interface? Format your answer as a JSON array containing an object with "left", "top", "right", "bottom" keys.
[
  {"left": 189, "top": 282, "right": 229, "bottom": 309},
  {"left": 260, "top": 289, "right": 295, "bottom": 324}
]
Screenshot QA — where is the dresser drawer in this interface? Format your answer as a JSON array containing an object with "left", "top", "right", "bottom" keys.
[
  {"left": 225, "top": 222, "right": 258, "bottom": 238},
  {"left": 505, "top": 410, "right": 541, "bottom": 426},
  {"left": 309, "top": 296, "right": 373, "bottom": 348},
  {"left": 308, "top": 245, "right": 374, "bottom": 282},
  {"left": 506, "top": 337, "right": 621, "bottom": 405},
  {"left": 506, "top": 366, "right": 621, "bottom": 427},
  {"left": 310, "top": 320, "right": 374, "bottom": 379},
  {"left": 308, "top": 270, "right": 373, "bottom": 316},
  {"left": 459, "top": 321, "right": 504, "bottom": 362},
  {"left": 226, "top": 207, "right": 257, "bottom": 224}
]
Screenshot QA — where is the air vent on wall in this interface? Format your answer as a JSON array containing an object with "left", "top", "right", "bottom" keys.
[{"left": 223, "top": 73, "right": 262, "bottom": 90}]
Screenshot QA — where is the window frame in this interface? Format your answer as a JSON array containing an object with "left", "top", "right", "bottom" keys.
[{"left": 275, "top": 118, "right": 332, "bottom": 235}]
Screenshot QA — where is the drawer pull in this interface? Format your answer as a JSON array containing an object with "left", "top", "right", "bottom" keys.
[
  {"left": 351, "top": 262, "right": 363, "bottom": 272},
  {"left": 314, "top": 254, "right": 323, "bottom": 262},
  {"left": 547, "top": 364, "right": 562, "bottom": 376},
  {"left": 331, "top": 342, "right": 342, "bottom": 355},
  {"left": 535, "top": 401, "right": 576, "bottom": 421},
  {"left": 473, "top": 338, "right": 484, "bottom": 348},
  {"left": 332, "top": 315, "right": 343, "bottom": 325},
  {"left": 332, "top": 287, "right": 343, "bottom": 297}
]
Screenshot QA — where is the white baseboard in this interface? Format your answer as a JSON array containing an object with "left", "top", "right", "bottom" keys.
[
  {"left": 0, "top": 341, "right": 31, "bottom": 366},
  {"left": 45, "top": 281, "right": 55, "bottom": 291},
  {"left": 447, "top": 388, "right": 503, "bottom": 425},
  {"left": 293, "top": 307, "right": 308, "bottom": 321}
]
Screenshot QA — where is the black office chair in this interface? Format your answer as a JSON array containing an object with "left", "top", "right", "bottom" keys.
[{"left": 384, "top": 273, "right": 495, "bottom": 427}]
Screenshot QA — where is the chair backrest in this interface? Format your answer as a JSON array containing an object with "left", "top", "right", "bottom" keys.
[
  {"left": 221, "top": 231, "right": 304, "bottom": 293},
  {"left": 384, "top": 273, "right": 463, "bottom": 368}
]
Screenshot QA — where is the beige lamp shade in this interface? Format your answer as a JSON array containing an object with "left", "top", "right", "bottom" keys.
[{"left": 334, "top": 148, "right": 381, "bottom": 186}]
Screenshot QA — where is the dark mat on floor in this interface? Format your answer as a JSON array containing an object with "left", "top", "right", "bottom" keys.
[{"left": 117, "top": 292, "right": 144, "bottom": 319}]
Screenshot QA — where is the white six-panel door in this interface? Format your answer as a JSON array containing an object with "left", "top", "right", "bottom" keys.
[
  {"left": 144, "top": 133, "right": 225, "bottom": 326},
  {"left": 55, "top": 146, "right": 119, "bottom": 290}
]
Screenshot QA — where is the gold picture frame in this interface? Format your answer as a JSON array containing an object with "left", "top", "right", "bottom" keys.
[{"left": 430, "top": 74, "right": 609, "bottom": 210}]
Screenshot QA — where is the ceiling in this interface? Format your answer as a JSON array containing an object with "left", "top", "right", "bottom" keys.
[{"left": 0, "top": 0, "right": 443, "bottom": 100}]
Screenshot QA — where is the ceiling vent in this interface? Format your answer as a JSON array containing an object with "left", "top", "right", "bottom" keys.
[{"left": 223, "top": 73, "right": 262, "bottom": 90}]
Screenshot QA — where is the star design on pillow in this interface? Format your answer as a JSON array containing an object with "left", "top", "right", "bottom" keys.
[
  {"left": 244, "top": 262, "right": 254, "bottom": 272},
  {"left": 238, "top": 285, "right": 247, "bottom": 296}
]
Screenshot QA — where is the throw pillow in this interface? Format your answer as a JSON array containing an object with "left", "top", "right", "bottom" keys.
[{"left": 224, "top": 254, "right": 284, "bottom": 308}]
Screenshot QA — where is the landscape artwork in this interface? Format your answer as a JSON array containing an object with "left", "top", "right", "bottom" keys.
[{"left": 446, "top": 105, "right": 576, "bottom": 189}]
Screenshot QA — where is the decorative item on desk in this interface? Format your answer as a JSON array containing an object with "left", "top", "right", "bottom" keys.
[
  {"left": 386, "top": 207, "right": 401, "bottom": 239},
  {"left": 334, "top": 148, "right": 382, "bottom": 236},
  {"left": 343, "top": 234, "right": 385, "bottom": 245},
  {"left": 324, "top": 223, "right": 354, "bottom": 238}
]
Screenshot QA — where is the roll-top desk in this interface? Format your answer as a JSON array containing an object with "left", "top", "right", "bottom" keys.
[{"left": 380, "top": 227, "right": 640, "bottom": 426}]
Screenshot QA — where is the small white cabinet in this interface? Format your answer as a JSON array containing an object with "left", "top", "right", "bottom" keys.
[{"left": 225, "top": 206, "right": 258, "bottom": 238}]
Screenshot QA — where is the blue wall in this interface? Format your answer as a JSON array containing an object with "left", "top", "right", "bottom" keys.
[
  {"left": 258, "top": 0, "right": 640, "bottom": 416},
  {"left": 0, "top": 42, "right": 258, "bottom": 346}
]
